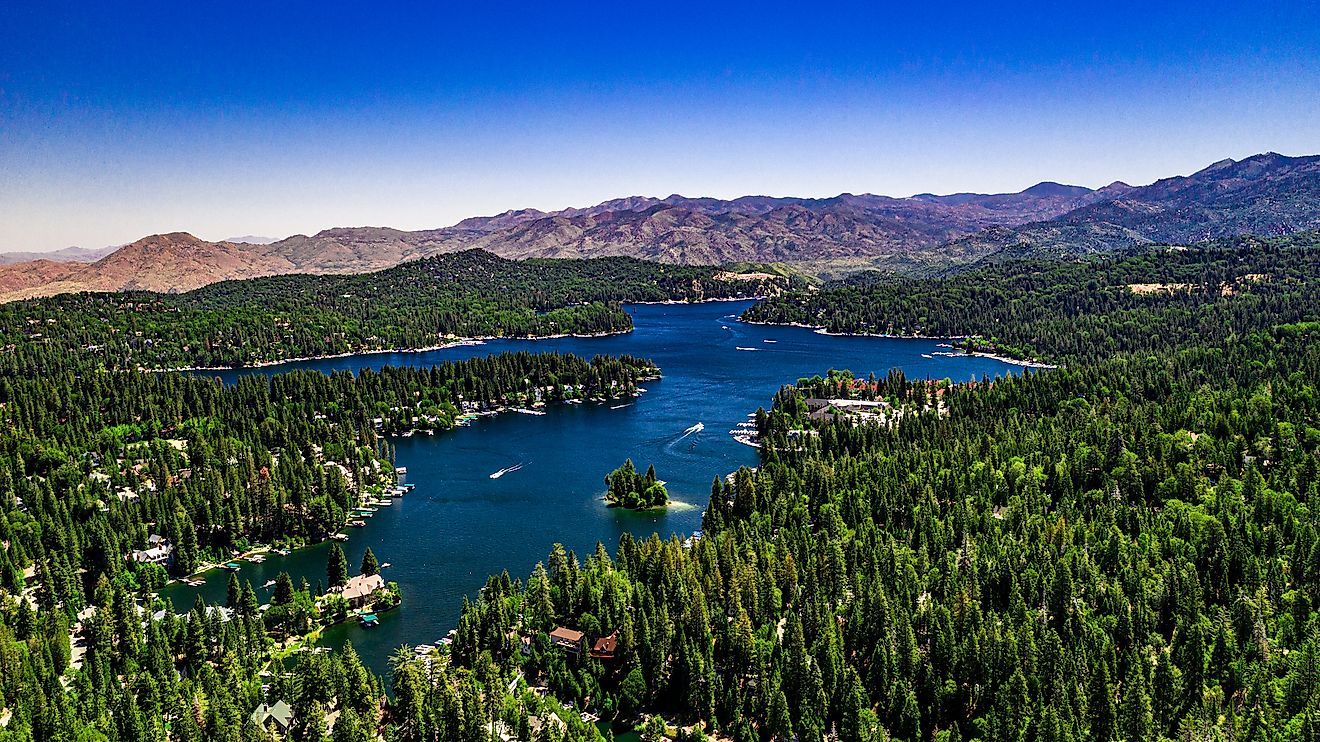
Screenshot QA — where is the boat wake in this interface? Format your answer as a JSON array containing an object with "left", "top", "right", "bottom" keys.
[
  {"left": 610, "top": 403, "right": 632, "bottom": 410},
  {"left": 489, "top": 463, "right": 525, "bottom": 479},
  {"left": 678, "top": 421, "right": 705, "bottom": 439},
  {"left": 735, "top": 346, "right": 760, "bottom": 352}
]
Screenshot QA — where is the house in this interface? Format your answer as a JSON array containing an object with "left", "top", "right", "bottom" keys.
[
  {"left": 129, "top": 544, "right": 174, "bottom": 567},
  {"left": 250, "top": 701, "right": 294, "bottom": 734},
  {"left": 508, "top": 629, "right": 533, "bottom": 656},
  {"left": 549, "top": 627, "right": 584, "bottom": 653},
  {"left": 529, "top": 714, "right": 567, "bottom": 737},
  {"left": 589, "top": 630, "right": 619, "bottom": 661},
  {"left": 337, "top": 573, "right": 385, "bottom": 608}
]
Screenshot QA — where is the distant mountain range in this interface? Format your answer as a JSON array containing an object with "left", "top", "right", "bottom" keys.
[
  {"left": 0, "top": 245, "right": 119, "bottom": 265},
  {"left": 1, "top": 152, "right": 1317, "bottom": 301}
]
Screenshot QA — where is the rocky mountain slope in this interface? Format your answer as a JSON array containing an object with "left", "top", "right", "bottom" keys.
[
  {"left": 2, "top": 152, "right": 1317, "bottom": 300},
  {"left": 951, "top": 152, "right": 1320, "bottom": 263}
]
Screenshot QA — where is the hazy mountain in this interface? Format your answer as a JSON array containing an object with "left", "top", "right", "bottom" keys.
[
  {"left": 0, "top": 244, "right": 120, "bottom": 265},
  {"left": 223, "top": 235, "right": 280, "bottom": 244},
  {"left": 3, "top": 152, "right": 1318, "bottom": 300}
]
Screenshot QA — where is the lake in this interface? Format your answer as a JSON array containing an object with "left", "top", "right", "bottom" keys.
[{"left": 159, "top": 300, "right": 1018, "bottom": 677}]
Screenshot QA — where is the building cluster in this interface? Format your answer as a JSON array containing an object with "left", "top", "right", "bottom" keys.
[{"left": 128, "top": 534, "right": 174, "bottom": 567}]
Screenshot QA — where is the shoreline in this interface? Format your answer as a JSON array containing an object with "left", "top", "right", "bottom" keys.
[
  {"left": 161, "top": 378, "right": 654, "bottom": 595},
  {"left": 386, "top": 381, "right": 653, "bottom": 439},
  {"left": 739, "top": 317, "right": 967, "bottom": 341},
  {"left": 739, "top": 318, "right": 1060, "bottom": 368},
  {"left": 148, "top": 329, "right": 633, "bottom": 373},
  {"left": 627, "top": 295, "right": 765, "bottom": 305},
  {"left": 966, "top": 351, "right": 1060, "bottom": 370},
  {"left": 147, "top": 296, "right": 766, "bottom": 373}
]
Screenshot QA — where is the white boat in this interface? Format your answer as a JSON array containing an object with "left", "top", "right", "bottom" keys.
[{"left": 490, "top": 463, "right": 524, "bottom": 479}]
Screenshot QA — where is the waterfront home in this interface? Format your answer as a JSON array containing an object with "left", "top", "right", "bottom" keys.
[
  {"left": 589, "top": 629, "right": 619, "bottom": 661},
  {"left": 129, "top": 543, "right": 174, "bottom": 567},
  {"left": 250, "top": 701, "right": 293, "bottom": 735},
  {"left": 337, "top": 573, "right": 385, "bottom": 608},
  {"left": 549, "top": 627, "right": 584, "bottom": 653}
]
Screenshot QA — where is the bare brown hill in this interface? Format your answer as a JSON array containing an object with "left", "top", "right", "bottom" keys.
[{"left": 5, "top": 152, "right": 1319, "bottom": 301}]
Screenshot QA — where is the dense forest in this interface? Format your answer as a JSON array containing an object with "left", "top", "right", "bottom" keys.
[
  {"left": 413, "top": 235, "right": 1320, "bottom": 741},
  {"left": 4, "top": 235, "right": 1320, "bottom": 740},
  {"left": 0, "top": 347, "right": 654, "bottom": 740},
  {"left": 0, "top": 250, "right": 786, "bottom": 371},
  {"left": 742, "top": 231, "right": 1320, "bottom": 364}
]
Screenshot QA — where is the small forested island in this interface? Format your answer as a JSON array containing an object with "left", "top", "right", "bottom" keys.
[
  {"left": 603, "top": 459, "right": 669, "bottom": 509},
  {"left": 0, "top": 249, "right": 788, "bottom": 371}
]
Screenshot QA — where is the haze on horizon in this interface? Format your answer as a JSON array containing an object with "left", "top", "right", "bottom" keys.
[{"left": 2, "top": 1, "right": 1318, "bottom": 253}]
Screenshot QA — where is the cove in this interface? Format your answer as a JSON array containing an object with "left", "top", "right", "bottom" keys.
[{"left": 160, "top": 300, "right": 1020, "bottom": 677}]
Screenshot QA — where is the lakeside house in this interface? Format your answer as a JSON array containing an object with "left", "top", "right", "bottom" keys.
[
  {"left": 589, "top": 629, "right": 619, "bottom": 661},
  {"left": 549, "top": 627, "right": 584, "bottom": 653},
  {"left": 250, "top": 701, "right": 293, "bottom": 735},
  {"left": 333, "top": 573, "right": 385, "bottom": 608},
  {"left": 129, "top": 536, "right": 174, "bottom": 567},
  {"left": 804, "top": 397, "right": 893, "bottom": 424}
]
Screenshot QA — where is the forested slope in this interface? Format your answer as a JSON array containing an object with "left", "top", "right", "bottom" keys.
[
  {"left": 0, "top": 250, "right": 785, "bottom": 371},
  {"left": 4, "top": 234, "right": 1320, "bottom": 741},
  {"left": 742, "top": 232, "right": 1320, "bottom": 365},
  {"left": 416, "top": 235, "right": 1320, "bottom": 741}
]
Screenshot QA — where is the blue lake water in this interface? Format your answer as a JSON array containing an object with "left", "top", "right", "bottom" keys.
[{"left": 160, "top": 301, "right": 1017, "bottom": 676}]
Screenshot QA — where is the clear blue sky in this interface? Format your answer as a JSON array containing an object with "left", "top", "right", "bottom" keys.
[{"left": 2, "top": 1, "right": 1318, "bottom": 251}]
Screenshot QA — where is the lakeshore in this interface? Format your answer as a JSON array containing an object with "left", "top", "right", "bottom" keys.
[
  {"left": 740, "top": 318, "right": 1060, "bottom": 368},
  {"left": 145, "top": 329, "right": 633, "bottom": 373},
  {"left": 159, "top": 300, "right": 1021, "bottom": 677}
]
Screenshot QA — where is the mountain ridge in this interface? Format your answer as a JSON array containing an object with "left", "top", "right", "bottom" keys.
[{"left": 3, "top": 152, "right": 1318, "bottom": 301}]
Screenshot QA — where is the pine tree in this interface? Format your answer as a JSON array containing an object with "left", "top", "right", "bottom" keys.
[
  {"left": 273, "top": 572, "right": 295, "bottom": 606},
  {"left": 327, "top": 543, "right": 349, "bottom": 589},
  {"left": 226, "top": 573, "right": 241, "bottom": 609},
  {"left": 1118, "top": 663, "right": 1153, "bottom": 742},
  {"left": 360, "top": 547, "right": 379, "bottom": 577}
]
